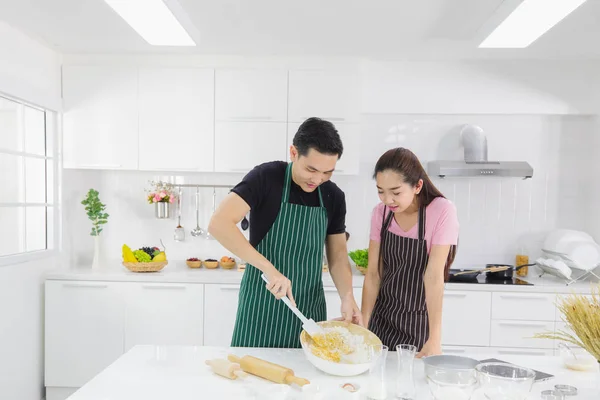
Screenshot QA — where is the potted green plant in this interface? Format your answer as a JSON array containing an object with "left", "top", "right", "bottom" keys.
[
  {"left": 81, "top": 189, "right": 109, "bottom": 269},
  {"left": 348, "top": 249, "right": 369, "bottom": 275}
]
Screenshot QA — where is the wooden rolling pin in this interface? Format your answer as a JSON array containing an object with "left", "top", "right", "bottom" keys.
[
  {"left": 227, "top": 354, "right": 310, "bottom": 386},
  {"left": 205, "top": 358, "right": 248, "bottom": 380}
]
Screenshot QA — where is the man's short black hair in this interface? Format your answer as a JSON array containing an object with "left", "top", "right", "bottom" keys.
[{"left": 292, "top": 117, "right": 343, "bottom": 159}]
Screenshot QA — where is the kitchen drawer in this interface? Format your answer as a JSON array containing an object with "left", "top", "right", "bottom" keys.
[
  {"left": 442, "top": 291, "right": 492, "bottom": 346},
  {"left": 491, "top": 320, "right": 555, "bottom": 349},
  {"left": 491, "top": 293, "right": 556, "bottom": 321},
  {"left": 204, "top": 284, "right": 241, "bottom": 347}
]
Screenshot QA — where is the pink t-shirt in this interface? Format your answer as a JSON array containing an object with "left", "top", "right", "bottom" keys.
[{"left": 370, "top": 197, "right": 459, "bottom": 254}]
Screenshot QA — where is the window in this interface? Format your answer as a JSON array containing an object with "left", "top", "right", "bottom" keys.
[{"left": 0, "top": 95, "right": 56, "bottom": 258}]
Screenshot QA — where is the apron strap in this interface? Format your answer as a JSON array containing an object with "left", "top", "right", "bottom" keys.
[
  {"left": 282, "top": 163, "right": 293, "bottom": 203},
  {"left": 382, "top": 206, "right": 394, "bottom": 232},
  {"left": 417, "top": 204, "right": 426, "bottom": 242}
]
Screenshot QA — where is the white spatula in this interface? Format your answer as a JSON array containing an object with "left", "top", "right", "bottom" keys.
[{"left": 261, "top": 274, "right": 325, "bottom": 338}]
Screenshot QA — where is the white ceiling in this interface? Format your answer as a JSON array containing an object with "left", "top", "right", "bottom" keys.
[{"left": 1, "top": 0, "right": 599, "bottom": 59}]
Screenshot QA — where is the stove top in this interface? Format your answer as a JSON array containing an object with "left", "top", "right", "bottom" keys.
[{"left": 448, "top": 270, "right": 533, "bottom": 285}]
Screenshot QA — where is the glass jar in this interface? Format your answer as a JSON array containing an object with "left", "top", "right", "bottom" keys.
[{"left": 516, "top": 253, "right": 529, "bottom": 277}]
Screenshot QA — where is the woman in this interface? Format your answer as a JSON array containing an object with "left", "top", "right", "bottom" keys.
[{"left": 362, "top": 148, "right": 458, "bottom": 357}]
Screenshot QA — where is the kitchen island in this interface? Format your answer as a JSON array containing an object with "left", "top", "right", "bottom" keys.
[
  {"left": 66, "top": 345, "right": 598, "bottom": 400},
  {"left": 44, "top": 264, "right": 600, "bottom": 400}
]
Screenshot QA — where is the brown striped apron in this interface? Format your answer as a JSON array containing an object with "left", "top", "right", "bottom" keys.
[{"left": 368, "top": 205, "right": 430, "bottom": 351}]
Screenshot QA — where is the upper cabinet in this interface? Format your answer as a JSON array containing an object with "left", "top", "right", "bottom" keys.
[
  {"left": 215, "top": 122, "right": 287, "bottom": 172},
  {"left": 215, "top": 69, "right": 288, "bottom": 122},
  {"left": 288, "top": 70, "right": 360, "bottom": 123},
  {"left": 62, "top": 66, "right": 139, "bottom": 170},
  {"left": 138, "top": 68, "right": 215, "bottom": 172}
]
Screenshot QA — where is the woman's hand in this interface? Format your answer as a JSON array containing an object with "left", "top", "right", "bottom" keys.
[
  {"left": 416, "top": 338, "right": 442, "bottom": 358},
  {"left": 264, "top": 268, "right": 295, "bottom": 307}
]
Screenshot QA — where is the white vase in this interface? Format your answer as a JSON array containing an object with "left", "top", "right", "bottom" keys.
[{"left": 92, "top": 236, "right": 101, "bottom": 270}]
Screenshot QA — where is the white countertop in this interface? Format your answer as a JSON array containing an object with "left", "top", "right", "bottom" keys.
[
  {"left": 46, "top": 261, "right": 599, "bottom": 294},
  {"left": 67, "top": 345, "right": 598, "bottom": 400}
]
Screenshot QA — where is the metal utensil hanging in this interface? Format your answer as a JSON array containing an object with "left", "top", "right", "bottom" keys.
[
  {"left": 174, "top": 187, "right": 185, "bottom": 241},
  {"left": 205, "top": 188, "right": 217, "bottom": 240}
]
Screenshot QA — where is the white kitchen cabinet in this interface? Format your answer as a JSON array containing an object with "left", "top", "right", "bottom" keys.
[
  {"left": 287, "top": 122, "right": 360, "bottom": 175},
  {"left": 323, "top": 287, "right": 362, "bottom": 321},
  {"left": 490, "top": 320, "right": 555, "bottom": 349},
  {"left": 288, "top": 70, "right": 360, "bottom": 123},
  {"left": 138, "top": 68, "right": 215, "bottom": 172},
  {"left": 491, "top": 293, "right": 556, "bottom": 321},
  {"left": 203, "top": 284, "right": 241, "bottom": 346},
  {"left": 123, "top": 283, "right": 204, "bottom": 352},
  {"left": 442, "top": 291, "right": 492, "bottom": 346},
  {"left": 45, "top": 281, "right": 125, "bottom": 387},
  {"left": 214, "top": 122, "right": 287, "bottom": 172},
  {"left": 62, "top": 66, "right": 138, "bottom": 169},
  {"left": 215, "top": 69, "right": 288, "bottom": 122}
]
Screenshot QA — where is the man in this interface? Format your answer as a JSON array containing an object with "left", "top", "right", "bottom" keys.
[{"left": 208, "top": 117, "right": 362, "bottom": 348}]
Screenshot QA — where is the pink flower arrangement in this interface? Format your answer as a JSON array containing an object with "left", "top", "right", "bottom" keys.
[{"left": 146, "top": 181, "right": 176, "bottom": 204}]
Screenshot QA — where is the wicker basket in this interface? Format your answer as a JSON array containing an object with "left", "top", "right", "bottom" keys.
[
  {"left": 356, "top": 265, "right": 367, "bottom": 275},
  {"left": 204, "top": 261, "right": 219, "bottom": 269},
  {"left": 186, "top": 260, "right": 202, "bottom": 269},
  {"left": 123, "top": 261, "right": 168, "bottom": 273},
  {"left": 221, "top": 260, "right": 236, "bottom": 270}
]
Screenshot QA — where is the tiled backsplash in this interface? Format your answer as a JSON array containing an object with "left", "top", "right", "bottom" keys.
[{"left": 62, "top": 114, "right": 597, "bottom": 269}]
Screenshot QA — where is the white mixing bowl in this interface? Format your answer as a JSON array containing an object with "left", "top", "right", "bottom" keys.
[{"left": 299, "top": 321, "right": 382, "bottom": 377}]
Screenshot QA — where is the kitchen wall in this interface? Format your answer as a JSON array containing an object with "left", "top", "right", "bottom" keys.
[
  {"left": 0, "top": 22, "right": 61, "bottom": 400},
  {"left": 63, "top": 112, "right": 597, "bottom": 269},
  {"left": 60, "top": 56, "right": 600, "bottom": 270}
]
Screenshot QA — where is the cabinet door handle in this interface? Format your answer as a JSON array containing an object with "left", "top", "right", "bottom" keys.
[
  {"left": 301, "top": 117, "right": 346, "bottom": 122},
  {"left": 499, "top": 294, "right": 549, "bottom": 301},
  {"left": 497, "top": 350, "right": 548, "bottom": 356},
  {"left": 142, "top": 284, "right": 186, "bottom": 290},
  {"left": 444, "top": 293, "right": 467, "bottom": 298},
  {"left": 62, "top": 283, "right": 108, "bottom": 289},
  {"left": 323, "top": 287, "right": 339, "bottom": 293},
  {"left": 227, "top": 116, "right": 273, "bottom": 121},
  {"left": 497, "top": 321, "right": 549, "bottom": 328},
  {"left": 220, "top": 285, "right": 241, "bottom": 290},
  {"left": 443, "top": 348, "right": 467, "bottom": 353},
  {"left": 78, "top": 164, "right": 123, "bottom": 168}
]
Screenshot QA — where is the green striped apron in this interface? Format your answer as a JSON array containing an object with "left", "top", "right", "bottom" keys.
[{"left": 231, "top": 162, "right": 328, "bottom": 348}]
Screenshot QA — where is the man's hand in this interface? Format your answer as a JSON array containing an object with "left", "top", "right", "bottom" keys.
[
  {"left": 264, "top": 268, "right": 296, "bottom": 307},
  {"left": 338, "top": 294, "right": 363, "bottom": 326}
]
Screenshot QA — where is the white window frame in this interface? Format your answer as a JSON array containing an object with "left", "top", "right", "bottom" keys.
[{"left": 0, "top": 93, "right": 60, "bottom": 267}]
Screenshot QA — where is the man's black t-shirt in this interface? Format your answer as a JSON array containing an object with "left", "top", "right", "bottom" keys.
[{"left": 231, "top": 161, "right": 346, "bottom": 247}]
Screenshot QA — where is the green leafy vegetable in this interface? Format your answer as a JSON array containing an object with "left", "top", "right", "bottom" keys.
[
  {"left": 348, "top": 249, "right": 368, "bottom": 268},
  {"left": 81, "top": 189, "right": 109, "bottom": 236}
]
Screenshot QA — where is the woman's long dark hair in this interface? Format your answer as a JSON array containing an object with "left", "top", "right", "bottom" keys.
[{"left": 374, "top": 148, "right": 458, "bottom": 281}]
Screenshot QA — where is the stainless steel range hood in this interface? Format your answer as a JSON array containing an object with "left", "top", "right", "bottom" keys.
[{"left": 427, "top": 125, "right": 533, "bottom": 179}]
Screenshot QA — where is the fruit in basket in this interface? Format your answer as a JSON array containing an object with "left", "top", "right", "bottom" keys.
[
  {"left": 152, "top": 252, "right": 166, "bottom": 262},
  {"left": 133, "top": 249, "right": 152, "bottom": 263},
  {"left": 122, "top": 245, "right": 138, "bottom": 263},
  {"left": 221, "top": 256, "right": 235, "bottom": 263},
  {"left": 187, "top": 257, "right": 200, "bottom": 261}
]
